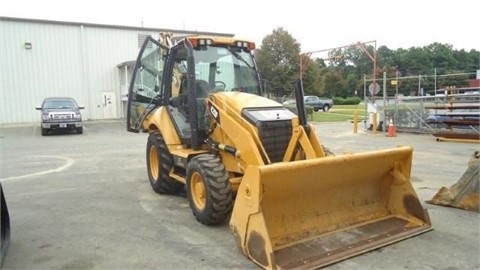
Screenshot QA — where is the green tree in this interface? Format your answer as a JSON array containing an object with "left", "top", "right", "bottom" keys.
[
  {"left": 255, "top": 27, "right": 300, "bottom": 97},
  {"left": 302, "top": 60, "right": 323, "bottom": 96},
  {"left": 344, "top": 45, "right": 376, "bottom": 78},
  {"left": 343, "top": 67, "right": 360, "bottom": 98},
  {"left": 322, "top": 69, "right": 345, "bottom": 97},
  {"left": 377, "top": 46, "right": 396, "bottom": 69},
  {"left": 426, "top": 43, "right": 458, "bottom": 71},
  {"left": 256, "top": 27, "right": 479, "bottom": 99}
]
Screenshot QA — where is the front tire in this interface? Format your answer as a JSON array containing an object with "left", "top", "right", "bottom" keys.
[
  {"left": 323, "top": 105, "right": 330, "bottom": 112},
  {"left": 76, "top": 127, "right": 83, "bottom": 134},
  {"left": 146, "top": 131, "right": 184, "bottom": 194},
  {"left": 41, "top": 128, "right": 48, "bottom": 136},
  {"left": 186, "top": 154, "right": 233, "bottom": 225}
]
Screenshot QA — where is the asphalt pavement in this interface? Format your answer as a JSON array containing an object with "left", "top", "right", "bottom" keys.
[{"left": 0, "top": 120, "right": 478, "bottom": 269}]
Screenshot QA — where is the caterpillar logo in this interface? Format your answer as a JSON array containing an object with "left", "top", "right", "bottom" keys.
[{"left": 208, "top": 101, "right": 220, "bottom": 123}]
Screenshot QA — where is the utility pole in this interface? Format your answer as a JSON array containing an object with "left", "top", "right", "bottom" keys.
[
  {"left": 383, "top": 71, "right": 387, "bottom": 131},
  {"left": 395, "top": 70, "right": 399, "bottom": 126},
  {"left": 356, "top": 40, "right": 377, "bottom": 99}
]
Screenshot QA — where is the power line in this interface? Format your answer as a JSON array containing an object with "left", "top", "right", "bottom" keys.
[{"left": 364, "top": 72, "right": 476, "bottom": 82}]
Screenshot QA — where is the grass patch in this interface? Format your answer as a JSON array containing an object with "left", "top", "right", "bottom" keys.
[{"left": 311, "top": 105, "right": 367, "bottom": 122}]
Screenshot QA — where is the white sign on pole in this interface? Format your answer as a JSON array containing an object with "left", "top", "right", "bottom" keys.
[{"left": 369, "top": 83, "right": 381, "bottom": 96}]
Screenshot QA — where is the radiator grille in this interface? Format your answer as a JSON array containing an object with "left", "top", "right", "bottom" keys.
[
  {"left": 51, "top": 113, "right": 73, "bottom": 120},
  {"left": 257, "top": 120, "right": 292, "bottom": 163}
]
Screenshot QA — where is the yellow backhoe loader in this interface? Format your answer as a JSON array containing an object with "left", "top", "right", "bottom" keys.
[{"left": 126, "top": 34, "right": 432, "bottom": 269}]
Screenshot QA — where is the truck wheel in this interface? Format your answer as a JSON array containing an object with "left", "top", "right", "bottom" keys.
[
  {"left": 41, "top": 128, "right": 48, "bottom": 136},
  {"left": 146, "top": 131, "right": 184, "bottom": 194},
  {"left": 76, "top": 127, "right": 83, "bottom": 134},
  {"left": 186, "top": 154, "right": 233, "bottom": 225},
  {"left": 323, "top": 105, "right": 330, "bottom": 112}
]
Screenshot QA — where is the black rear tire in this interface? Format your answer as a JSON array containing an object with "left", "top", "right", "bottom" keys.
[
  {"left": 186, "top": 154, "right": 233, "bottom": 225},
  {"left": 323, "top": 105, "right": 330, "bottom": 112},
  {"left": 146, "top": 131, "right": 184, "bottom": 194}
]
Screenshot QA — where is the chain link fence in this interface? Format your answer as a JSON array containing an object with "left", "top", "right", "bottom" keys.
[{"left": 365, "top": 90, "right": 479, "bottom": 139}]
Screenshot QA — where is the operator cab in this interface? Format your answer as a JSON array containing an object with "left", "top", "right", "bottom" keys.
[{"left": 127, "top": 35, "right": 262, "bottom": 148}]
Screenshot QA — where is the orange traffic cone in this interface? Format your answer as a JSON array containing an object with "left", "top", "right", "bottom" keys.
[{"left": 387, "top": 118, "right": 396, "bottom": 137}]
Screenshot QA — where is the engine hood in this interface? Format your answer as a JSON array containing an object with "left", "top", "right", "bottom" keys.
[{"left": 211, "top": 92, "right": 282, "bottom": 113}]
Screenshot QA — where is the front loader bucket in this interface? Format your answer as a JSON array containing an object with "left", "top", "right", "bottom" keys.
[{"left": 230, "top": 146, "right": 432, "bottom": 269}]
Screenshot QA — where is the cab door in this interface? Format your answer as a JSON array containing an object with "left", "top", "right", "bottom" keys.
[{"left": 127, "top": 36, "right": 168, "bottom": 132}]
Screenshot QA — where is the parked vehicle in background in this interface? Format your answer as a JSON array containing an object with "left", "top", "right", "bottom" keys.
[
  {"left": 36, "top": 97, "right": 84, "bottom": 136},
  {"left": 283, "top": 95, "right": 333, "bottom": 112},
  {"left": 304, "top": 95, "right": 333, "bottom": 112}
]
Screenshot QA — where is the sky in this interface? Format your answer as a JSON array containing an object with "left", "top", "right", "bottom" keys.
[{"left": 2, "top": 0, "right": 479, "bottom": 56}]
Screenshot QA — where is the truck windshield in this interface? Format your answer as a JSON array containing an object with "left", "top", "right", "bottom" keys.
[
  {"left": 189, "top": 45, "right": 261, "bottom": 95},
  {"left": 44, "top": 99, "right": 77, "bottom": 109}
]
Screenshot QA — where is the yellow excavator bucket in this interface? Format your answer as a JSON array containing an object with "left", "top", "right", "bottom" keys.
[{"left": 230, "top": 146, "right": 432, "bottom": 269}]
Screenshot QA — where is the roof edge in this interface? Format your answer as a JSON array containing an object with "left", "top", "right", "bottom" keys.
[{"left": 0, "top": 16, "right": 234, "bottom": 37}]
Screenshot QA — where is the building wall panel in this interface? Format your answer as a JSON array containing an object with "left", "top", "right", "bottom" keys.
[
  {"left": 0, "top": 20, "right": 160, "bottom": 124},
  {"left": 1, "top": 21, "right": 85, "bottom": 124},
  {"left": 0, "top": 17, "right": 232, "bottom": 124}
]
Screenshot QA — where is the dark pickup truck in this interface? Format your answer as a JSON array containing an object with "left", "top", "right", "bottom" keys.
[
  {"left": 283, "top": 95, "right": 334, "bottom": 112},
  {"left": 303, "top": 95, "right": 333, "bottom": 112},
  {"left": 35, "top": 97, "right": 85, "bottom": 135}
]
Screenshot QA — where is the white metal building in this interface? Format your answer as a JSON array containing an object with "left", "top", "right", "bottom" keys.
[{"left": 0, "top": 17, "right": 233, "bottom": 124}]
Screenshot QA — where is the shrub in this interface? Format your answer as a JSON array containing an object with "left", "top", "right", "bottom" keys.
[{"left": 333, "top": 97, "right": 362, "bottom": 105}]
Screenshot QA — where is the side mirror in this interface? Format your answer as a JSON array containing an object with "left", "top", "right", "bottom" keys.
[
  {"left": 35, "top": 106, "right": 42, "bottom": 110},
  {"left": 78, "top": 105, "right": 85, "bottom": 110}
]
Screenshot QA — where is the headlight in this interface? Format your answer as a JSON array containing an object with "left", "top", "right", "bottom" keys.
[
  {"left": 74, "top": 113, "right": 82, "bottom": 119},
  {"left": 42, "top": 114, "right": 49, "bottom": 120}
]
